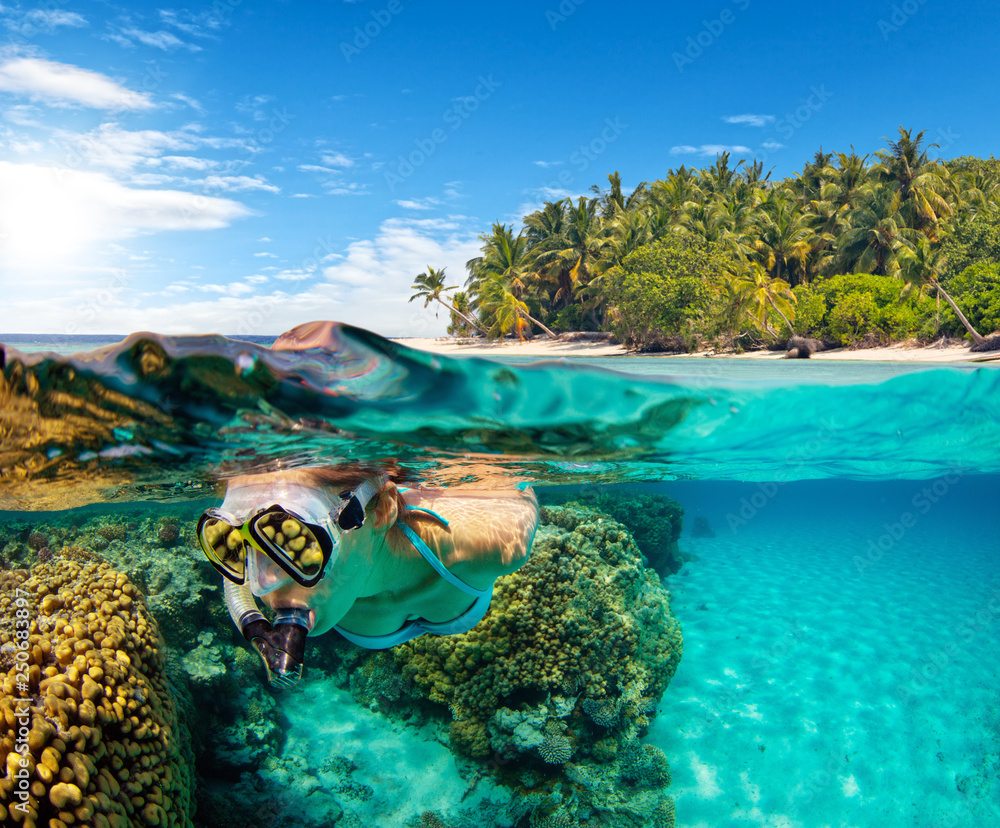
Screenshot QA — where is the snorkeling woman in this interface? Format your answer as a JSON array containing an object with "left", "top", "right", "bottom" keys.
[
  {"left": 198, "top": 467, "right": 539, "bottom": 688},
  {"left": 196, "top": 321, "right": 539, "bottom": 688}
]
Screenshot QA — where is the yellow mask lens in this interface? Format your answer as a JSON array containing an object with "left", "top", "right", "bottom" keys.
[
  {"left": 251, "top": 510, "right": 326, "bottom": 579},
  {"left": 199, "top": 517, "right": 248, "bottom": 580}
]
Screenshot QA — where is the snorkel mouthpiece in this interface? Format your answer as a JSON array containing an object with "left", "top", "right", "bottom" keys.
[{"left": 242, "top": 608, "right": 311, "bottom": 690}]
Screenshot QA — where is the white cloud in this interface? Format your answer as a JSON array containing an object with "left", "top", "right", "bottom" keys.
[
  {"left": 0, "top": 58, "right": 154, "bottom": 110},
  {"left": 533, "top": 160, "right": 563, "bottom": 168},
  {"left": 0, "top": 161, "right": 251, "bottom": 270},
  {"left": 292, "top": 193, "right": 318, "bottom": 198},
  {"left": 169, "top": 92, "right": 203, "bottom": 112},
  {"left": 762, "top": 141, "right": 785, "bottom": 151},
  {"left": 202, "top": 174, "right": 279, "bottom": 193},
  {"left": 247, "top": 274, "right": 269, "bottom": 284},
  {"left": 7, "top": 9, "right": 88, "bottom": 33},
  {"left": 254, "top": 251, "right": 278, "bottom": 258},
  {"left": 160, "top": 155, "right": 218, "bottom": 171},
  {"left": 107, "top": 27, "right": 201, "bottom": 52},
  {"left": 319, "top": 217, "right": 483, "bottom": 335},
  {"left": 670, "top": 144, "right": 752, "bottom": 156},
  {"left": 325, "top": 182, "right": 368, "bottom": 196},
  {"left": 395, "top": 197, "right": 441, "bottom": 211},
  {"left": 61, "top": 124, "right": 198, "bottom": 171},
  {"left": 258, "top": 237, "right": 272, "bottom": 242},
  {"left": 723, "top": 114, "right": 775, "bottom": 127},
  {"left": 320, "top": 151, "right": 353, "bottom": 168}
]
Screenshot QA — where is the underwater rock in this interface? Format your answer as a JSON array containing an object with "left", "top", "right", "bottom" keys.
[
  {"left": 691, "top": 516, "right": 716, "bottom": 538},
  {"left": 0, "top": 557, "right": 195, "bottom": 826}
]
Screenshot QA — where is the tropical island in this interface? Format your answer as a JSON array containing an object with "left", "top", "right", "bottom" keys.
[{"left": 409, "top": 127, "right": 1000, "bottom": 358}]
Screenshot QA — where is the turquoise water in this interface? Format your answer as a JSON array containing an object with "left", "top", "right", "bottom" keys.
[{"left": 2, "top": 326, "right": 998, "bottom": 827}]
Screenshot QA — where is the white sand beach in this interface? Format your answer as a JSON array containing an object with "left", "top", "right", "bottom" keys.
[{"left": 393, "top": 336, "right": 994, "bottom": 363}]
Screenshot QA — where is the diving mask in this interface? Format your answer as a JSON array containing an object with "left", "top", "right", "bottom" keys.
[{"left": 197, "top": 478, "right": 380, "bottom": 589}]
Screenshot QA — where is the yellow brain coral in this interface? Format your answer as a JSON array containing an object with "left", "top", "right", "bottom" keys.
[{"left": 0, "top": 557, "right": 193, "bottom": 827}]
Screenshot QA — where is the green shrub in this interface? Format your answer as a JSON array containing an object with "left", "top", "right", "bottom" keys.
[
  {"left": 604, "top": 235, "right": 734, "bottom": 351},
  {"left": 791, "top": 285, "right": 826, "bottom": 335},
  {"left": 941, "top": 262, "right": 1000, "bottom": 335}
]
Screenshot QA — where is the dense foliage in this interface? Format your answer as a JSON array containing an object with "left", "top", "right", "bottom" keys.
[{"left": 410, "top": 129, "right": 1000, "bottom": 350}]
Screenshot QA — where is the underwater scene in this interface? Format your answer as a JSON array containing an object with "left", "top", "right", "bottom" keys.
[{"left": 1, "top": 325, "right": 999, "bottom": 828}]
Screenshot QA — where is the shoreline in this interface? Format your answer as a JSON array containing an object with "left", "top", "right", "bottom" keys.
[{"left": 392, "top": 336, "right": 994, "bottom": 364}]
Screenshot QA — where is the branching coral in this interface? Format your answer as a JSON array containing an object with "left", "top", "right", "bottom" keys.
[{"left": 0, "top": 558, "right": 194, "bottom": 827}]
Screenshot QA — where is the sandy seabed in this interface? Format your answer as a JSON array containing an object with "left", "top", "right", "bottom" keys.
[{"left": 392, "top": 336, "right": 995, "bottom": 364}]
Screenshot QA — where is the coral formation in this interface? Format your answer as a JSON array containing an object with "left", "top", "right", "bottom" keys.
[
  {"left": 386, "top": 505, "right": 681, "bottom": 826},
  {"left": 97, "top": 524, "right": 127, "bottom": 542},
  {"left": 395, "top": 505, "right": 682, "bottom": 752},
  {"left": 155, "top": 522, "right": 179, "bottom": 548},
  {"left": 539, "top": 489, "right": 688, "bottom": 576},
  {"left": 0, "top": 557, "right": 194, "bottom": 826}
]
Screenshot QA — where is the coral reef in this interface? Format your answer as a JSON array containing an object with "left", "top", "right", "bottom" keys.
[
  {"left": 539, "top": 489, "right": 688, "bottom": 576},
  {"left": 0, "top": 557, "right": 195, "bottom": 826},
  {"left": 384, "top": 505, "right": 682, "bottom": 826}
]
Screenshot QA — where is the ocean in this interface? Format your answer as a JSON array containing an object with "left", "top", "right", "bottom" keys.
[{"left": 1, "top": 326, "right": 997, "bottom": 828}]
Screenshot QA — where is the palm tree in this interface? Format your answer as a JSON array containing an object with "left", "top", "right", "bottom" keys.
[
  {"left": 466, "top": 224, "right": 559, "bottom": 339},
  {"left": 899, "top": 240, "right": 984, "bottom": 343},
  {"left": 733, "top": 263, "right": 797, "bottom": 337},
  {"left": 874, "top": 126, "right": 953, "bottom": 236},
  {"left": 409, "top": 266, "right": 485, "bottom": 335},
  {"left": 833, "top": 183, "right": 918, "bottom": 277},
  {"left": 476, "top": 272, "right": 558, "bottom": 340},
  {"left": 752, "top": 194, "right": 817, "bottom": 286}
]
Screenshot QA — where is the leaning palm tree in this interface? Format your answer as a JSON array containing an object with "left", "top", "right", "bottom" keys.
[
  {"left": 733, "top": 263, "right": 797, "bottom": 337},
  {"left": 899, "top": 240, "right": 984, "bottom": 343},
  {"left": 476, "top": 272, "right": 558, "bottom": 340},
  {"left": 409, "top": 266, "right": 485, "bottom": 335},
  {"left": 467, "top": 224, "right": 559, "bottom": 339}
]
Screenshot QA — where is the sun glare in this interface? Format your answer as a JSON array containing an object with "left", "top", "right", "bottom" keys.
[{"left": 0, "top": 162, "right": 104, "bottom": 270}]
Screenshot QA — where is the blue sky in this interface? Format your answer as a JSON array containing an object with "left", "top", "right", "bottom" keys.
[{"left": 0, "top": 0, "right": 997, "bottom": 337}]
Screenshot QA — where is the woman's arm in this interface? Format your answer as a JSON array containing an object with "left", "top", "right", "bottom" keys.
[{"left": 396, "top": 486, "right": 539, "bottom": 591}]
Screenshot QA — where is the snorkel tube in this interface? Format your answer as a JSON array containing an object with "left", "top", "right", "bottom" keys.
[{"left": 224, "top": 580, "right": 311, "bottom": 689}]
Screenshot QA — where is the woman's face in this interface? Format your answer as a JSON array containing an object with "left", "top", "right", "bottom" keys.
[{"left": 258, "top": 522, "right": 377, "bottom": 635}]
